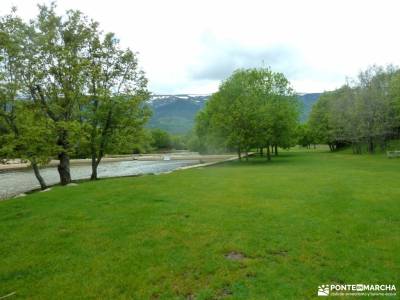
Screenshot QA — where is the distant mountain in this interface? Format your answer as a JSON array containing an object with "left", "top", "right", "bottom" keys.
[
  {"left": 147, "top": 94, "right": 208, "bottom": 134},
  {"left": 298, "top": 93, "right": 322, "bottom": 122},
  {"left": 147, "top": 93, "right": 321, "bottom": 134}
]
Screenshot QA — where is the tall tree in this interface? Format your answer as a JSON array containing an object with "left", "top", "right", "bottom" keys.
[
  {"left": 0, "top": 9, "right": 55, "bottom": 189},
  {"left": 25, "top": 4, "right": 96, "bottom": 184},
  {"left": 1, "top": 4, "right": 150, "bottom": 186},
  {"left": 84, "top": 30, "right": 150, "bottom": 180},
  {"left": 194, "top": 68, "right": 299, "bottom": 160}
]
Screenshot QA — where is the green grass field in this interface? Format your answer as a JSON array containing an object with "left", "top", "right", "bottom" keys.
[{"left": 1, "top": 149, "right": 399, "bottom": 299}]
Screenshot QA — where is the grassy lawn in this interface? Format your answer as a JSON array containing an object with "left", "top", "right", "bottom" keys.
[{"left": 0, "top": 150, "right": 399, "bottom": 299}]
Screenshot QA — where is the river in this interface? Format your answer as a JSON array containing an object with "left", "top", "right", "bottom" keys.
[{"left": 0, "top": 159, "right": 199, "bottom": 199}]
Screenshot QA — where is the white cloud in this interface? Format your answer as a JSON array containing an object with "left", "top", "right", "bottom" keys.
[{"left": 2, "top": 0, "right": 400, "bottom": 94}]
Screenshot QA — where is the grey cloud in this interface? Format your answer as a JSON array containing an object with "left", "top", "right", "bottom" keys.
[{"left": 190, "top": 43, "right": 303, "bottom": 81}]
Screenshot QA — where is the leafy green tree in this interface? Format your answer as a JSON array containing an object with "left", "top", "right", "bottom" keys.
[
  {"left": 357, "top": 66, "right": 398, "bottom": 152},
  {"left": 15, "top": 4, "right": 94, "bottom": 185},
  {"left": 193, "top": 108, "right": 227, "bottom": 154},
  {"left": 267, "top": 93, "right": 300, "bottom": 156},
  {"left": 308, "top": 92, "right": 334, "bottom": 149},
  {"left": 297, "top": 124, "right": 315, "bottom": 148},
  {"left": 194, "top": 68, "right": 299, "bottom": 160},
  {"left": 83, "top": 29, "right": 150, "bottom": 179},
  {"left": 150, "top": 129, "right": 172, "bottom": 150},
  {"left": 1, "top": 4, "right": 151, "bottom": 184},
  {"left": 0, "top": 102, "right": 57, "bottom": 190},
  {"left": 309, "top": 65, "right": 399, "bottom": 153},
  {"left": 170, "top": 135, "right": 186, "bottom": 150},
  {"left": 186, "top": 129, "right": 207, "bottom": 153},
  {"left": 0, "top": 9, "right": 56, "bottom": 189},
  {"left": 8, "top": 104, "right": 57, "bottom": 189}
]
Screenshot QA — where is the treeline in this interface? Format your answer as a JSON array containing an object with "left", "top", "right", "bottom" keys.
[
  {"left": 191, "top": 68, "right": 300, "bottom": 159},
  {"left": 303, "top": 65, "right": 400, "bottom": 153},
  {"left": 149, "top": 129, "right": 187, "bottom": 151},
  {"left": 0, "top": 5, "right": 150, "bottom": 188}
]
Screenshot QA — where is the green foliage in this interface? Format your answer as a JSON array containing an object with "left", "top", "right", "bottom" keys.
[
  {"left": 82, "top": 26, "right": 150, "bottom": 171},
  {"left": 389, "top": 71, "right": 400, "bottom": 127},
  {"left": 0, "top": 4, "right": 150, "bottom": 181},
  {"left": 7, "top": 104, "right": 57, "bottom": 164},
  {"left": 146, "top": 94, "right": 319, "bottom": 134},
  {"left": 0, "top": 4, "right": 100, "bottom": 184},
  {"left": 149, "top": 129, "right": 188, "bottom": 151},
  {"left": 185, "top": 130, "right": 204, "bottom": 153},
  {"left": 194, "top": 68, "right": 300, "bottom": 157},
  {"left": 0, "top": 103, "right": 58, "bottom": 164},
  {"left": 296, "top": 123, "right": 315, "bottom": 147},
  {"left": 170, "top": 135, "right": 186, "bottom": 150},
  {"left": 150, "top": 128, "right": 172, "bottom": 150},
  {"left": 308, "top": 65, "right": 400, "bottom": 153},
  {"left": 0, "top": 10, "right": 57, "bottom": 168}
]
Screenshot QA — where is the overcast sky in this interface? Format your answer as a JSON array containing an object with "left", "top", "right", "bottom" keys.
[{"left": 2, "top": 0, "right": 400, "bottom": 94}]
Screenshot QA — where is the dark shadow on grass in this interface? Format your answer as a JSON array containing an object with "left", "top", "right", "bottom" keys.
[
  {"left": 12, "top": 173, "right": 146, "bottom": 200},
  {"left": 215, "top": 155, "right": 297, "bottom": 167}
]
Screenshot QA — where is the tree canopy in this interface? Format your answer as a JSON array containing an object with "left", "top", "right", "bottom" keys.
[
  {"left": 194, "top": 68, "right": 300, "bottom": 160},
  {"left": 308, "top": 65, "right": 400, "bottom": 153},
  {"left": 0, "top": 4, "right": 150, "bottom": 186}
]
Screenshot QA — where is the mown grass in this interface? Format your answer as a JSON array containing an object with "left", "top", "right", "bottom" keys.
[{"left": 0, "top": 149, "right": 399, "bottom": 299}]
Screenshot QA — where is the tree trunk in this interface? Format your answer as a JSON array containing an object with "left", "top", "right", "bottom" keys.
[
  {"left": 58, "top": 152, "right": 71, "bottom": 185},
  {"left": 91, "top": 166, "right": 97, "bottom": 180},
  {"left": 91, "top": 155, "right": 99, "bottom": 180},
  {"left": 31, "top": 160, "right": 47, "bottom": 190},
  {"left": 274, "top": 144, "right": 278, "bottom": 156},
  {"left": 90, "top": 155, "right": 102, "bottom": 180},
  {"left": 368, "top": 138, "right": 374, "bottom": 153},
  {"left": 57, "top": 130, "right": 71, "bottom": 185},
  {"left": 237, "top": 146, "right": 242, "bottom": 160},
  {"left": 266, "top": 144, "right": 271, "bottom": 161},
  {"left": 260, "top": 147, "right": 264, "bottom": 156},
  {"left": 380, "top": 139, "right": 387, "bottom": 152}
]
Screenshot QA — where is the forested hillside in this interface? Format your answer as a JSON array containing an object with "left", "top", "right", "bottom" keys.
[
  {"left": 147, "top": 93, "right": 320, "bottom": 133},
  {"left": 147, "top": 95, "right": 208, "bottom": 134}
]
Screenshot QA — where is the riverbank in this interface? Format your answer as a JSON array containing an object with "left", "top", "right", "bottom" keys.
[
  {"left": 0, "top": 152, "right": 237, "bottom": 172},
  {"left": 0, "top": 160, "right": 198, "bottom": 200},
  {"left": 0, "top": 153, "right": 240, "bottom": 199}
]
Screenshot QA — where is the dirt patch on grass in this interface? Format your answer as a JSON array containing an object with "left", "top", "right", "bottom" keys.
[
  {"left": 218, "top": 286, "right": 233, "bottom": 298},
  {"left": 225, "top": 251, "right": 246, "bottom": 261}
]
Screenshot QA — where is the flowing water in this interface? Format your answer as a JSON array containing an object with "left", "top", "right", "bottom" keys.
[{"left": 0, "top": 159, "right": 198, "bottom": 199}]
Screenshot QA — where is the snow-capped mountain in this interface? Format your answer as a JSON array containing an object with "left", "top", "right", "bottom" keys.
[{"left": 147, "top": 94, "right": 209, "bottom": 107}]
